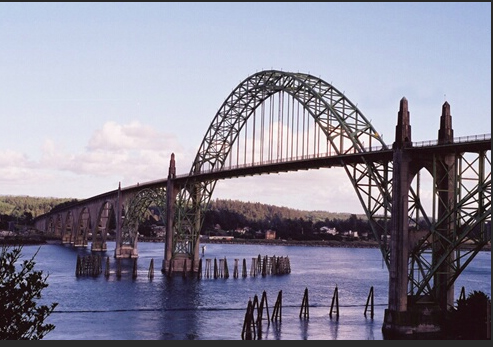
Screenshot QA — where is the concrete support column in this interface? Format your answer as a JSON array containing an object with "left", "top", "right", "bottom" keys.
[
  {"left": 388, "top": 97, "right": 413, "bottom": 313},
  {"left": 192, "top": 183, "right": 202, "bottom": 272},
  {"left": 163, "top": 153, "right": 177, "bottom": 273},
  {"left": 114, "top": 183, "right": 123, "bottom": 258},
  {"left": 383, "top": 97, "right": 417, "bottom": 337},
  {"left": 434, "top": 101, "right": 456, "bottom": 313}
]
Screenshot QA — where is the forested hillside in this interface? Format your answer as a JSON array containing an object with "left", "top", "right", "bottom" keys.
[
  {"left": 1, "top": 195, "right": 371, "bottom": 241},
  {"left": 203, "top": 198, "right": 370, "bottom": 241},
  {"left": 0, "top": 195, "right": 76, "bottom": 219},
  {"left": 208, "top": 199, "right": 360, "bottom": 222}
]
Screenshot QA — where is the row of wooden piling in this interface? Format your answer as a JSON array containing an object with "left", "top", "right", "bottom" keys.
[
  {"left": 241, "top": 286, "right": 376, "bottom": 340},
  {"left": 76, "top": 255, "right": 144, "bottom": 279},
  {"left": 75, "top": 254, "right": 290, "bottom": 280},
  {"left": 198, "top": 254, "right": 290, "bottom": 279},
  {"left": 75, "top": 254, "right": 103, "bottom": 277}
]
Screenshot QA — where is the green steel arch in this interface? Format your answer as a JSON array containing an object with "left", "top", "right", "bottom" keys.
[
  {"left": 120, "top": 187, "right": 167, "bottom": 250},
  {"left": 173, "top": 70, "right": 393, "bottom": 262},
  {"left": 170, "top": 70, "right": 489, "bottom": 305}
]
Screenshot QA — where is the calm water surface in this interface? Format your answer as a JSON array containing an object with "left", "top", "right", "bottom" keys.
[{"left": 17, "top": 241, "right": 491, "bottom": 340}]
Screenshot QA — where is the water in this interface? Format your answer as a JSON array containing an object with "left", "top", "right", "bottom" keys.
[{"left": 13, "top": 241, "right": 491, "bottom": 340}]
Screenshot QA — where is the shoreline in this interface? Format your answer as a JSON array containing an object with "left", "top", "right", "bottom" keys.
[
  {"left": 200, "top": 238, "right": 491, "bottom": 251},
  {"left": 1, "top": 235, "right": 490, "bottom": 252},
  {"left": 202, "top": 238, "right": 382, "bottom": 248}
]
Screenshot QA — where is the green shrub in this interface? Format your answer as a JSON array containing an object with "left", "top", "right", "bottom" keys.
[
  {"left": 444, "top": 290, "right": 491, "bottom": 339},
  {"left": 0, "top": 244, "right": 58, "bottom": 340}
]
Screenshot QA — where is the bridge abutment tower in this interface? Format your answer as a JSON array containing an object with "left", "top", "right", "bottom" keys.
[
  {"left": 161, "top": 153, "right": 197, "bottom": 274},
  {"left": 382, "top": 98, "right": 458, "bottom": 339}
]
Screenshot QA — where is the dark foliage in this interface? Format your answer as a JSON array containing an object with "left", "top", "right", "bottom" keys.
[
  {"left": 0, "top": 245, "right": 58, "bottom": 340},
  {"left": 0, "top": 195, "right": 76, "bottom": 223},
  {"left": 201, "top": 198, "right": 372, "bottom": 240},
  {"left": 444, "top": 290, "right": 491, "bottom": 339}
]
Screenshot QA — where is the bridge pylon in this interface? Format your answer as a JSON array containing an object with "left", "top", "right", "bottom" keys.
[
  {"left": 381, "top": 98, "right": 489, "bottom": 339},
  {"left": 161, "top": 153, "right": 199, "bottom": 275}
]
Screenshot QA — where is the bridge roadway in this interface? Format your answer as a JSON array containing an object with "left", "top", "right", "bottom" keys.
[{"left": 50, "top": 133, "right": 490, "bottom": 210}]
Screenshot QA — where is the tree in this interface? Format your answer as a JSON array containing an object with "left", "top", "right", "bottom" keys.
[
  {"left": 444, "top": 290, "right": 491, "bottom": 339},
  {"left": 0, "top": 244, "right": 58, "bottom": 340}
]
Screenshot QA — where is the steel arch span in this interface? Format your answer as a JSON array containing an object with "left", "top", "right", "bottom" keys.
[
  {"left": 169, "top": 70, "right": 490, "bottom": 312},
  {"left": 117, "top": 187, "right": 167, "bottom": 258},
  {"left": 172, "top": 70, "right": 393, "bottom": 263}
]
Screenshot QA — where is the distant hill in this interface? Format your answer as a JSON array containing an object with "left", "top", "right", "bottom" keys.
[
  {"left": 0, "top": 195, "right": 364, "bottom": 221},
  {"left": 1, "top": 195, "right": 371, "bottom": 241},
  {"left": 0, "top": 195, "right": 77, "bottom": 219},
  {"left": 208, "top": 198, "right": 363, "bottom": 222}
]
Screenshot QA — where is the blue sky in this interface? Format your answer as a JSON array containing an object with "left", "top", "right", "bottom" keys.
[{"left": 0, "top": 2, "right": 490, "bottom": 213}]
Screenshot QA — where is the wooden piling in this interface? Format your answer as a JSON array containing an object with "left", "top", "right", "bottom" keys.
[
  {"left": 251, "top": 295, "right": 262, "bottom": 339},
  {"left": 329, "top": 285, "right": 339, "bottom": 318},
  {"left": 459, "top": 286, "right": 466, "bottom": 301},
  {"left": 223, "top": 257, "right": 229, "bottom": 278},
  {"left": 364, "top": 286, "right": 374, "bottom": 318},
  {"left": 300, "top": 287, "right": 309, "bottom": 319},
  {"left": 218, "top": 258, "right": 224, "bottom": 278},
  {"left": 197, "top": 258, "right": 202, "bottom": 279},
  {"left": 259, "top": 290, "right": 270, "bottom": 325},
  {"left": 233, "top": 259, "right": 239, "bottom": 278},
  {"left": 241, "top": 299, "right": 257, "bottom": 340},
  {"left": 250, "top": 257, "right": 257, "bottom": 277},
  {"left": 214, "top": 258, "right": 218, "bottom": 279},
  {"left": 262, "top": 256, "right": 267, "bottom": 277},
  {"left": 270, "top": 255, "right": 276, "bottom": 275},
  {"left": 105, "top": 256, "right": 110, "bottom": 277},
  {"left": 75, "top": 255, "right": 81, "bottom": 276},
  {"left": 132, "top": 258, "right": 138, "bottom": 279},
  {"left": 242, "top": 258, "right": 247, "bottom": 278},
  {"left": 148, "top": 258, "right": 154, "bottom": 279},
  {"left": 205, "top": 258, "right": 211, "bottom": 278},
  {"left": 271, "top": 290, "right": 283, "bottom": 322}
]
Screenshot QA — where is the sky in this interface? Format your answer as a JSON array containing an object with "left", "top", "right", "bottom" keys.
[{"left": 0, "top": 2, "right": 490, "bottom": 214}]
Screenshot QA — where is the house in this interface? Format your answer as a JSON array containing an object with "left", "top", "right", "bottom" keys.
[
  {"left": 265, "top": 229, "right": 276, "bottom": 240},
  {"left": 320, "top": 226, "right": 338, "bottom": 235}
]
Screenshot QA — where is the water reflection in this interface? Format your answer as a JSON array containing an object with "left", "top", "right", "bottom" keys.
[
  {"left": 159, "top": 276, "right": 201, "bottom": 340},
  {"left": 329, "top": 315, "right": 339, "bottom": 340},
  {"left": 299, "top": 318, "right": 309, "bottom": 340}
]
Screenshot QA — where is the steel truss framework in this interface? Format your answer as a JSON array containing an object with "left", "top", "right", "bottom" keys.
[
  {"left": 121, "top": 70, "right": 490, "bottom": 303},
  {"left": 174, "top": 70, "right": 391, "bottom": 263},
  {"left": 120, "top": 187, "right": 167, "bottom": 250},
  {"left": 408, "top": 150, "right": 491, "bottom": 301}
]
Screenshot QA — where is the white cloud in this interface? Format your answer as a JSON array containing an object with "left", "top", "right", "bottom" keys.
[
  {"left": 0, "top": 149, "right": 33, "bottom": 168},
  {"left": 0, "top": 120, "right": 194, "bottom": 197},
  {"left": 34, "top": 120, "right": 189, "bottom": 180},
  {"left": 87, "top": 120, "right": 171, "bottom": 151}
]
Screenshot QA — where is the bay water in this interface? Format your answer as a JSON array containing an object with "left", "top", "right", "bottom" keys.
[{"left": 15, "top": 241, "right": 491, "bottom": 340}]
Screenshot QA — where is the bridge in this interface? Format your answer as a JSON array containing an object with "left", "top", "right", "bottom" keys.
[{"left": 32, "top": 70, "right": 491, "bottom": 338}]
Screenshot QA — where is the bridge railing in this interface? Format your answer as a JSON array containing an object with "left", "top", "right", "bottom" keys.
[
  {"left": 190, "top": 144, "right": 390, "bottom": 177},
  {"left": 412, "top": 133, "right": 491, "bottom": 148},
  {"left": 188, "top": 133, "right": 490, "bottom": 177}
]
